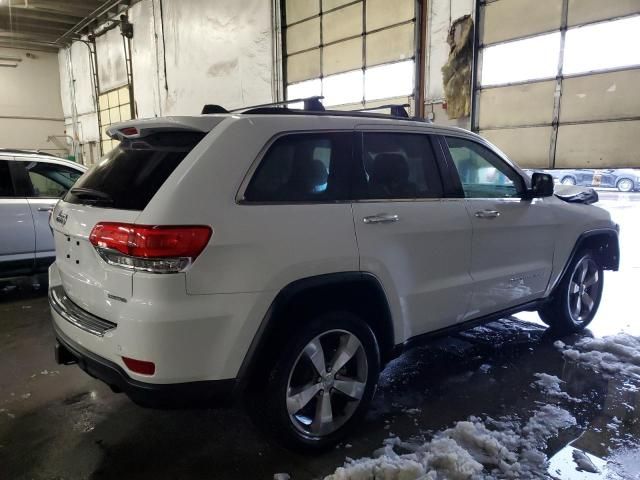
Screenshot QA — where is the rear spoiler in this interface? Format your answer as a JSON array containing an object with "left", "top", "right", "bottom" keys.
[{"left": 107, "top": 116, "right": 225, "bottom": 141}]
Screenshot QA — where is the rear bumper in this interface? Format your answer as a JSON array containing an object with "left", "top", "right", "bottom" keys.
[{"left": 54, "top": 324, "right": 236, "bottom": 408}]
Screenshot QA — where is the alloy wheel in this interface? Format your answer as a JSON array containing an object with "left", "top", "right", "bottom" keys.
[
  {"left": 286, "top": 329, "right": 368, "bottom": 437},
  {"left": 567, "top": 257, "right": 601, "bottom": 324},
  {"left": 562, "top": 177, "right": 576, "bottom": 185},
  {"left": 618, "top": 179, "right": 633, "bottom": 192}
]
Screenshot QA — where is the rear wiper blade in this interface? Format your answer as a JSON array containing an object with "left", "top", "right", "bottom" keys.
[{"left": 70, "top": 187, "right": 113, "bottom": 203}]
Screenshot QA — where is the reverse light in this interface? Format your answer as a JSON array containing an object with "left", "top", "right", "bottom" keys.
[
  {"left": 89, "top": 223, "right": 212, "bottom": 273},
  {"left": 122, "top": 356, "right": 155, "bottom": 375}
]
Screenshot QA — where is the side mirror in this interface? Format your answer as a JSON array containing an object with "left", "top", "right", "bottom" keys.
[{"left": 528, "top": 172, "right": 554, "bottom": 198}]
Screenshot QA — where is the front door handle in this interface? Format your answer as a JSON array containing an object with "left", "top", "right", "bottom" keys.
[
  {"left": 474, "top": 209, "right": 500, "bottom": 219},
  {"left": 363, "top": 213, "right": 399, "bottom": 224},
  {"left": 37, "top": 207, "right": 54, "bottom": 212}
]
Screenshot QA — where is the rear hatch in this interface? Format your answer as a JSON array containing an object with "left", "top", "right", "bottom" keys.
[{"left": 51, "top": 128, "right": 207, "bottom": 322}]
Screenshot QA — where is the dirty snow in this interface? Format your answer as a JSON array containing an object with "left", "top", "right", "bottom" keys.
[
  {"left": 531, "top": 373, "right": 580, "bottom": 402},
  {"left": 572, "top": 449, "right": 600, "bottom": 473},
  {"left": 556, "top": 333, "right": 640, "bottom": 379},
  {"left": 324, "top": 405, "right": 576, "bottom": 480}
]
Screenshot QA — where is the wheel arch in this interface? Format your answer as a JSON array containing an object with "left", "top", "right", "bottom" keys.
[
  {"left": 236, "top": 272, "right": 395, "bottom": 393},
  {"left": 551, "top": 228, "right": 619, "bottom": 295}
]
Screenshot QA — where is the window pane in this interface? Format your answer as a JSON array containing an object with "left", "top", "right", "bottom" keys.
[
  {"left": 67, "top": 132, "right": 205, "bottom": 210},
  {"left": 364, "top": 60, "right": 415, "bottom": 101},
  {"left": 357, "top": 133, "right": 443, "bottom": 199},
  {"left": 0, "top": 160, "right": 15, "bottom": 197},
  {"left": 323, "top": 70, "right": 363, "bottom": 106},
  {"left": 25, "top": 162, "right": 83, "bottom": 198},
  {"left": 244, "top": 133, "right": 352, "bottom": 202},
  {"left": 564, "top": 16, "right": 640, "bottom": 75},
  {"left": 446, "top": 137, "right": 522, "bottom": 198},
  {"left": 481, "top": 32, "right": 561, "bottom": 86}
]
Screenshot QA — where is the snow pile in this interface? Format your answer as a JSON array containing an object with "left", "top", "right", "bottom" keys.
[
  {"left": 324, "top": 405, "right": 576, "bottom": 480},
  {"left": 531, "top": 373, "right": 580, "bottom": 402},
  {"left": 572, "top": 449, "right": 600, "bottom": 474},
  {"left": 555, "top": 334, "right": 640, "bottom": 378}
]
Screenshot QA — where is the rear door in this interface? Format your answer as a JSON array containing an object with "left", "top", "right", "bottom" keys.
[
  {"left": 351, "top": 129, "right": 473, "bottom": 340},
  {"left": 442, "top": 136, "right": 557, "bottom": 318},
  {"left": 0, "top": 158, "right": 35, "bottom": 277},
  {"left": 51, "top": 131, "right": 205, "bottom": 322},
  {"left": 13, "top": 159, "right": 84, "bottom": 271}
]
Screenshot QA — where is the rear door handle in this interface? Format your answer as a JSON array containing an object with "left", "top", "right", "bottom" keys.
[
  {"left": 474, "top": 209, "right": 500, "bottom": 219},
  {"left": 38, "top": 207, "right": 54, "bottom": 212},
  {"left": 363, "top": 213, "right": 399, "bottom": 224}
]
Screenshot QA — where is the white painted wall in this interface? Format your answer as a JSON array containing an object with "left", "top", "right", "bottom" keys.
[
  {"left": 58, "top": 0, "right": 274, "bottom": 163},
  {"left": 425, "top": 0, "right": 474, "bottom": 128},
  {"left": 0, "top": 47, "right": 66, "bottom": 154}
]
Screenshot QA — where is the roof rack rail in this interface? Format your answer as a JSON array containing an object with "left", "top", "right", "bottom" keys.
[
  {"left": 230, "top": 96, "right": 326, "bottom": 112},
  {"left": 354, "top": 104, "right": 410, "bottom": 118},
  {"left": 201, "top": 96, "right": 326, "bottom": 115}
]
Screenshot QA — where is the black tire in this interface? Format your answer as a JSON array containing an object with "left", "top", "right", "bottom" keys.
[
  {"left": 561, "top": 176, "right": 576, "bottom": 185},
  {"left": 257, "top": 311, "right": 380, "bottom": 451},
  {"left": 539, "top": 250, "right": 604, "bottom": 334}
]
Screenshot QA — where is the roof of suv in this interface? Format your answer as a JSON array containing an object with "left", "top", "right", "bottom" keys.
[{"left": 107, "top": 112, "right": 474, "bottom": 141}]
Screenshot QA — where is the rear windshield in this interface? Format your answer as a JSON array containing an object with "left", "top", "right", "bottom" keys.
[{"left": 64, "top": 131, "right": 205, "bottom": 210}]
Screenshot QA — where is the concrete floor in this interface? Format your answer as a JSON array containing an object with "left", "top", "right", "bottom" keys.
[{"left": 1, "top": 191, "right": 638, "bottom": 480}]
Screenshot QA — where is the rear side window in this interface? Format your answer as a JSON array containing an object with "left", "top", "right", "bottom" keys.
[
  {"left": 23, "top": 161, "right": 83, "bottom": 198},
  {"left": 64, "top": 132, "right": 205, "bottom": 210},
  {"left": 0, "top": 160, "right": 15, "bottom": 197},
  {"left": 244, "top": 132, "right": 352, "bottom": 202},
  {"left": 354, "top": 132, "right": 443, "bottom": 199}
]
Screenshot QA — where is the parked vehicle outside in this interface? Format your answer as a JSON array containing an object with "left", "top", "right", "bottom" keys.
[
  {"left": 525, "top": 168, "right": 640, "bottom": 192},
  {"left": 49, "top": 107, "right": 619, "bottom": 450},
  {"left": 0, "top": 149, "right": 86, "bottom": 279}
]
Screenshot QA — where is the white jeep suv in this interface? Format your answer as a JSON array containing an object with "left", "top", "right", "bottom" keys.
[{"left": 49, "top": 101, "right": 619, "bottom": 450}]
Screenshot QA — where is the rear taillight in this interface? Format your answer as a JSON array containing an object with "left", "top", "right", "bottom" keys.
[{"left": 89, "top": 222, "right": 212, "bottom": 273}]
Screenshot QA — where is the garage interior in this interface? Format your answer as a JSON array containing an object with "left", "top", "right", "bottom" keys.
[{"left": 1, "top": 0, "right": 639, "bottom": 479}]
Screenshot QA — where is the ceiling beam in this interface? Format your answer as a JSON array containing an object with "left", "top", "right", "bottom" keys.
[{"left": 0, "top": 8, "right": 82, "bottom": 25}]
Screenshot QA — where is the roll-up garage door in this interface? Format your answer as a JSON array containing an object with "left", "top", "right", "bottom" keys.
[
  {"left": 282, "top": 0, "right": 418, "bottom": 113},
  {"left": 472, "top": 0, "right": 640, "bottom": 168}
]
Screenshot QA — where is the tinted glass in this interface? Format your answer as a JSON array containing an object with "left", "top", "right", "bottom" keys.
[
  {"left": 0, "top": 160, "right": 14, "bottom": 197},
  {"left": 446, "top": 137, "right": 523, "bottom": 198},
  {"left": 24, "top": 162, "right": 82, "bottom": 198},
  {"left": 244, "top": 132, "right": 351, "bottom": 202},
  {"left": 65, "top": 132, "right": 205, "bottom": 210},
  {"left": 356, "top": 133, "right": 443, "bottom": 199}
]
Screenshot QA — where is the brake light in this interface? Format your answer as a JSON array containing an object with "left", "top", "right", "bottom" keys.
[
  {"left": 89, "top": 223, "right": 212, "bottom": 273},
  {"left": 122, "top": 356, "right": 155, "bottom": 375},
  {"left": 119, "top": 127, "right": 139, "bottom": 136}
]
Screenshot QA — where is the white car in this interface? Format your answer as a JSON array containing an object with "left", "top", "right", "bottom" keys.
[
  {"left": 0, "top": 149, "right": 85, "bottom": 279},
  {"left": 48, "top": 102, "right": 619, "bottom": 450}
]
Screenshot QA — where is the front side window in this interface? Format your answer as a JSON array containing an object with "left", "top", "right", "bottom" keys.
[
  {"left": 24, "top": 162, "right": 83, "bottom": 198},
  {"left": 244, "top": 132, "right": 352, "bottom": 202},
  {"left": 356, "top": 132, "right": 443, "bottom": 199},
  {"left": 445, "top": 137, "right": 523, "bottom": 198}
]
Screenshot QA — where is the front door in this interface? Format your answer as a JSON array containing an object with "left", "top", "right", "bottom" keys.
[
  {"left": 442, "top": 136, "right": 557, "bottom": 319},
  {"left": 351, "top": 130, "right": 473, "bottom": 341}
]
